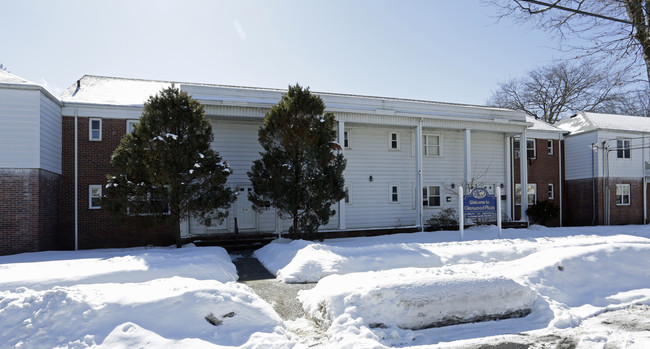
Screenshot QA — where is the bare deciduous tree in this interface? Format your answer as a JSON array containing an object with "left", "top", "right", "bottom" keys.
[
  {"left": 486, "top": 0, "right": 650, "bottom": 85},
  {"left": 487, "top": 60, "right": 630, "bottom": 123}
]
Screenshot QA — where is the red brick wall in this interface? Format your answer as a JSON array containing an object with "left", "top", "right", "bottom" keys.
[
  {"left": 60, "top": 116, "right": 176, "bottom": 250},
  {"left": 564, "top": 177, "right": 645, "bottom": 226},
  {"left": 512, "top": 138, "right": 564, "bottom": 225},
  {"left": 0, "top": 168, "right": 60, "bottom": 255}
]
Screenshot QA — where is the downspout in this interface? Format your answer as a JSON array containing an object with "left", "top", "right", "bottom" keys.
[
  {"left": 511, "top": 137, "right": 515, "bottom": 219},
  {"left": 591, "top": 143, "right": 596, "bottom": 226},
  {"left": 602, "top": 141, "right": 608, "bottom": 225},
  {"left": 74, "top": 107, "right": 78, "bottom": 251},
  {"left": 641, "top": 134, "right": 648, "bottom": 224},
  {"left": 416, "top": 118, "right": 423, "bottom": 230},
  {"left": 558, "top": 133, "right": 563, "bottom": 227}
]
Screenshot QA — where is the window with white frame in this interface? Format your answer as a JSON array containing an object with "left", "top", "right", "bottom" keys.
[
  {"left": 89, "top": 185, "right": 102, "bottom": 209},
  {"left": 515, "top": 183, "right": 537, "bottom": 205},
  {"left": 89, "top": 118, "right": 102, "bottom": 141},
  {"left": 514, "top": 139, "right": 536, "bottom": 159},
  {"left": 389, "top": 132, "right": 399, "bottom": 150},
  {"left": 423, "top": 134, "right": 442, "bottom": 156},
  {"left": 126, "top": 119, "right": 138, "bottom": 134},
  {"left": 344, "top": 130, "right": 351, "bottom": 149},
  {"left": 389, "top": 183, "right": 399, "bottom": 203},
  {"left": 616, "top": 184, "right": 630, "bottom": 205},
  {"left": 617, "top": 139, "right": 631, "bottom": 159},
  {"left": 423, "top": 185, "right": 441, "bottom": 207},
  {"left": 344, "top": 185, "right": 350, "bottom": 204},
  {"left": 547, "top": 140, "right": 554, "bottom": 155},
  {"left": 548, "top": 183, "right": 554, "bottom": 200}
]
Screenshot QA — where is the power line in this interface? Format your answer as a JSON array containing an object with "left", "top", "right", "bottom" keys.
[{"left": 517, "top": 0, "right": 649, "bottom": 28}]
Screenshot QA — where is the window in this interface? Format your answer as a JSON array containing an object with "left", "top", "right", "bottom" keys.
[
  {"left": 389, "top": 132, "right": 399, "bottom": 150},
  {"left": 616, "top": 184, "right": 630, "bottom": 205},
  {"left": 389, "top": 183, "right": 399, "bottom": 203},
  {"left": 547, "top": 140, "right": 554, "bottom": 155},
  {"left": 423, "top": 134, "right": 442, "bottom": 156},
  {"left": 89, "top": 118, "right": 102, "bottom": 141},
  {"left": 344, "top": 130, "right": 350, "bottom": 149},
  {"left": 126, "top": 119, "right": 138, "bottom": 134},
  {"left": 344, "top": 185, "right": 350, "bottom": 204},
  {"left": 423, "top": 185, "right": 441, "bottom": 207},
  {"left": 89, "top": 185, "right": 102, "bottom": 209},
  {"left": 617, "top": 139, "right": 631, "bottom": 159},
  {"left": 514, "top": 139, "right": 536, "bottom": 159},
  {"left": 515, "top": 184, "right": 537, "bottom": 205},
  {"left": 548, "top": 183, "right": 554, "bottom": 200}
]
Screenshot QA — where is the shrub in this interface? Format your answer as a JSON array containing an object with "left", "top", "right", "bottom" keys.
[
  {"left": 526, "top": 200, "right": 559, "bottom": 226},
  {"left": 426, "top": 208, "right": 459, "bottom": 229}
]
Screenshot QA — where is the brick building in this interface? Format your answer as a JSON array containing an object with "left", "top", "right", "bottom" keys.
[
  {"left": 510, "top": 116, "right": 565, "bottom": 226},
  {"left": 1, "top": 71, "right": 648, "bottom": 256},
  {"left": 557, "top": 112, "right": 650, "bottom": 226}
]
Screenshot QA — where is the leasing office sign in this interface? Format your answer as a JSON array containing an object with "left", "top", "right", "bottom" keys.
[{"left": 463, "top": 188, "right": 496, "bottom": 219}]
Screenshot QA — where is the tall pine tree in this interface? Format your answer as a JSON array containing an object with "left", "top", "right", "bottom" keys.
[
  {"left": 248, "top": 84, "right": 346, "bottom": 235},
  {"left": 103, "top": 85, "right": 235, "bottom": 246}
]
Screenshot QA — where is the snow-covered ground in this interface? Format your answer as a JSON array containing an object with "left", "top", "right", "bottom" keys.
[{"left": 1, "top": 225, "right": 649, "bottom": 348}]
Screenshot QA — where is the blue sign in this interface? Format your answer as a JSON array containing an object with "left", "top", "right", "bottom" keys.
[{"left": 463, "top": 188, "right": 497, "bottom": 219}]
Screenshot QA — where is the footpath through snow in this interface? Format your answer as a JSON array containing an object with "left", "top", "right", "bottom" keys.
[{"left": 0, "top": 225, "right": 649, "bottom": 348}]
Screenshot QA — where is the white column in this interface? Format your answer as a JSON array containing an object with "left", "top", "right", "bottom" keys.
[
  {"left": 464, "top": 129, "right": 471, "bottom": 187},
  {"left": 415, "top": 121, "right": 423, "bottom": 229},
  {"left": 338, "top": 120, "right": 346, "bottom": 230},
  {"left": 520, "top": 129, "right": 528, "bottom": 221},
  {"left": 504, "top": 136, "right": 512, "bottom": 221}
]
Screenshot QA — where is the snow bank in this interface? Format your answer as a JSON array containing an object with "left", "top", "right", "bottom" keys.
[
  {"left": 0, "top": 245, "right": 237, "bottom": 290},
  {"left": 299, "top": 268, "right": 537, "bottom": 331},
  {"left": 0, "top": 246, "right": 296, "bottom": 348},
  {"left": 0, "top": 278, "right": 285, "bottom": 348}
]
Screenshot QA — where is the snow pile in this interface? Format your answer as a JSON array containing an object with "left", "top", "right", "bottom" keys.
[
  {"left": 257, "top": 226, "right": 650, "bottom": 347},
  {"left": 299, "top": 268, "right": 537, "bottom": 331},
  {"left": 0, "top": 246, "right": 294, "bottom": 348}
]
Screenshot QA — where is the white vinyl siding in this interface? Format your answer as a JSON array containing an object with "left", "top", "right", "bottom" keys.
[
  {"left": 39, "top": 93, "right": 62, "bottom": 174},
  {"left": 0, "top": 88, "right": 40, "bottom": 169},
  {"left": 564, "top": 132, "right": 598, "bottom": 180},
  {"left": 339, "top": 126, "right": 415, "bottom": 229}
]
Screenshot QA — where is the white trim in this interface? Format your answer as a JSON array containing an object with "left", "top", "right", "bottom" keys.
[
  {"left": 389, "top": 131, "right": 400, "bottom": 150},
  {"left": 389, "top": 182, "right": 400, "bottom": 203},
  {"left": 126, "top": 119, "right": 138, "bottom": 134},
  {"left": 547, "top": 139, "right": 554, "bottom": 155},
  {"left": 548, "top": 183, "right": 554, "bottom": 200},
  {"left": 423, "top": 185, "right": 442, "bottom": 208},
  {"left": 89, "top": 118, "right": 102, "bottom": 141},
  {"left": 89, "top": 185, "right": 102, "bottom": 209},
  {"left": 344, "top": 129, "right": 351, "bottom": 149},
  {"left": 616, "top": 183, "right": 631, "bottom": 206},
  {"left": 515, "top": 183, "right": 537, "bottom": 206},
  {"left": 423, "top": 133, "right": 442, "bottom": 157}
]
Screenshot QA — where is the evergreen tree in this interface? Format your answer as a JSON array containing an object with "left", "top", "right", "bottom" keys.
[
  {"left": 103, "top": 85, "right": 235, "bottom": 246},
  {"left": 248, "top": 84, "right": 346, "bottom": 235}
]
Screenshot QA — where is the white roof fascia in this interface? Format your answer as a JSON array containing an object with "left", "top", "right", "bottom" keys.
[{"left": 62, "top": 102, "right": 144, "bottom": 119}]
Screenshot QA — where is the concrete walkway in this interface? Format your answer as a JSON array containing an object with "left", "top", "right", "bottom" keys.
[{"left": 231, "top": 250, "right": 317, "bottom": 321}]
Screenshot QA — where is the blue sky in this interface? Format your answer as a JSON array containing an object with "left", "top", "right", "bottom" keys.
[{"left": 2, "top": 0, "right": 571, "bottom": 105}]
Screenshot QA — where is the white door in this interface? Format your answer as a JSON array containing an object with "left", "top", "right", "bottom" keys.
[{"left": 236, "top": 186, "right": 257, "bottom": 230}]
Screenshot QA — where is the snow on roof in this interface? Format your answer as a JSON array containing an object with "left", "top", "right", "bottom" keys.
[
  {"left": 556, "top": 111, "right": 650, "bottom": 134},
  {"left": 59, "top": 75, "right": 173, "bottom": 106},
  {"left": 526, "top": 116, "right": 563, "bottom": 133},
  {"left": 0, "top": 70, "right": 38, "bottom": 86}
]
